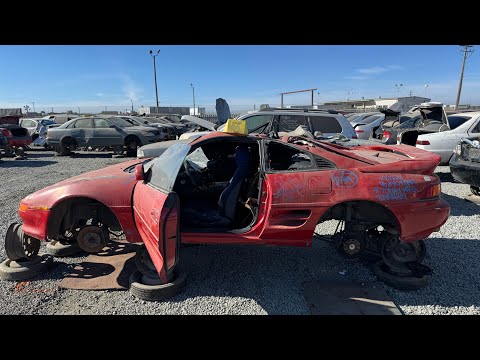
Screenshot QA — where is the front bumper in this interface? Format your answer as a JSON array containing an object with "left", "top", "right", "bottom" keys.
[
  {"left": 389, "top": 198, "right": 451, "bottom": 242},
  {"left": 449, "top": 155, "right": 480, "bottom": 188},
  {"left": 18, "top": 208, "right": 50, "bottom": 241}
]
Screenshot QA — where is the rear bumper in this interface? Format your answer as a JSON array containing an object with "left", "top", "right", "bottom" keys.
[
  {"left": 8, "top": 137, "right": 32, "bottom": 147},
  {"left": 389, "top": 198, "right": 450, "bottom": 242},
  {"left": 449, "top": 155, "right": 480, "bottom": 187}
]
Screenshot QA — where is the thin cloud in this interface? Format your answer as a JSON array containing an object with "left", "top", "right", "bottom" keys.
[
  {"left": 344, "top": 75, "right": 369, "bottom": 81},
  {"left": 357, "top": 65, "right": 404, "bottom": 75}
]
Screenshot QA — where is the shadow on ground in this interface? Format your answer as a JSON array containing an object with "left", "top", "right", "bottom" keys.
[
  {"left": 442, "top": 192, "right": 479, "bottom": 216},
  {"left": 0, "top": 160, "right": 57, "bottom": 168}
]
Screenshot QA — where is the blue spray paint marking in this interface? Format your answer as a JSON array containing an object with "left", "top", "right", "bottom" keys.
[
  {"left": 375, "top": 175, "right": 417, "bottom": 201},
  {"left": 332, "top": 170, "right": 358, "bottom": 188},
  {"left": 273, "top": 179, "right": 307, "bottom": 203}
]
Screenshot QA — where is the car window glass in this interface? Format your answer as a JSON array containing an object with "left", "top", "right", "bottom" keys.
[
  {"left": 447, "top": 116, "right": 471, "bottom": 130},
  {"left": 310, "top": 116, "right": 342, "bottom": 133},
  {"left": 146, "top": 143, "right": 191, "bottom": 192},
  {"left": 94, "top": 118, "right": 110, "bottom": 128},
  {"left": 361, "top": 115, "right": 381, "bottom": 124},
  {"left": 74, "top": 119, "right": 93, "bottom": 128},
  {"left": 185, "top": 147, "right": 209, "bottom": 169},
  {"left": 277, "top": 115, "right": 308, "bottom": 132},
  {"left": 21, "top": 120, "right": 35, "bottom": 127},
  {"left": 244, "top": 115, "right": 272, "bottom": 132}
]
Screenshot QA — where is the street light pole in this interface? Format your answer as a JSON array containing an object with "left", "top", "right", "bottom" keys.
[
  {"left": 149, "top": 49, "right": 160, "bottom": 115},
  {"left": 455, "top": 45, "right": 474, "bottom": 111},
  {"left": 130, "top": 99, "right": 134, "bottom": 113},
  {"left": 31, "top": 101, "right": 35, "bottom": 113},
  {"left": 190, "top": 83, "right": 195, "bottom": 115},
  {"left": 424, "top": 84, "right": 429, "bottom": 98}
]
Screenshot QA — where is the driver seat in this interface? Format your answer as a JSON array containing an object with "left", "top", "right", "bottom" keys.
[{"left": 182, "top": 145, "right": 251, "bottom": 228}]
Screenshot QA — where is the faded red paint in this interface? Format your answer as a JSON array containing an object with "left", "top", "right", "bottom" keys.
[{"left": 14, "top": 133, "right": 451, "bottom": 278}]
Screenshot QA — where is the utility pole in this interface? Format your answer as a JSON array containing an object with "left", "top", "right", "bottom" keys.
[
  {"left": 130, "top": 99, "right": 134, "bottom": 113},
  {"left": 149, "top": 49, "right": 160, "bottom": 114},
  {"left": 31, "top": 101, "right": 35, "bottom": 113},
  {"left": 455, "top": 45, "right": 474, "bottom": 111},
  {"left": 78, "top": 106, "right": 81, "bottom": 114}
]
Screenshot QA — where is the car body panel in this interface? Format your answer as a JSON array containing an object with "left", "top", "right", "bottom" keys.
[{"left": 15, "top": 132, "right": 450, "bottom": 278}]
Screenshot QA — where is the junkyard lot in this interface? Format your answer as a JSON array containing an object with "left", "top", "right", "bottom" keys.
[{"left": 0, "top": 150, "right": 479, "bottom": 315}]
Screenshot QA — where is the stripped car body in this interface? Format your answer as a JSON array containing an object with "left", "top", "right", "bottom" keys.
[
  {"left": 9, "top": 131, "right": 450, "bottom": 287},
  {"left": 450, "top": 137, "right": 480, "bottom": 196}
]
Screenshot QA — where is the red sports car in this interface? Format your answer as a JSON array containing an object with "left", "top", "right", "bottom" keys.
[{"left": 2, "top": 132, "right": 450, "bottom": 297}]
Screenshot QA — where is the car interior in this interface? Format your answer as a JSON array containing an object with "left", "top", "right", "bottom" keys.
[
  {"left": 174, "top": 138, "right": 261, "bottom": 233},
  {"left": 173, "top": 138, "right": 315, "bottom": 233}
]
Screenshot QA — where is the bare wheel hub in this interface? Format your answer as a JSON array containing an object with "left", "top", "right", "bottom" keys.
[
  {"left": 77, "top": 226, "right": 107, "bottom": 253},
  {"left": 343, "top": 239, "right": 361, "bottom": 255},
  {"left": 5, "top": 223, "right": 40, "bottom": 261}
]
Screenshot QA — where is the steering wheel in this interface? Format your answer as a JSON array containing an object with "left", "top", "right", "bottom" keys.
[{"left": 183, "top": 159, "right": 199, "bottom": 187}]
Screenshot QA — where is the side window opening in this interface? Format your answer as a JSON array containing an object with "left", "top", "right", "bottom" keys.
[{"left": 267, "top": 141, "right": 314, "bottom": 171}]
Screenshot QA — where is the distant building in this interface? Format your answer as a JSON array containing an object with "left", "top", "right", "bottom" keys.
[
  {"left": 101, "top": 111, "right": 120, "bottom": 115},
  {"left": 138, "top": 106, "right": 190, "bottom": 116},
  {"left": 189, "top": 107, "right": 205, "bottom": 116},
  {"left": 319, "top": 96, "right": 431, "bottom": 113}
]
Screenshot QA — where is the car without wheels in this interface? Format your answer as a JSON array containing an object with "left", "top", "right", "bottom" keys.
[{"left": 2, "top": 131, "right": 450, "bottom": 296}]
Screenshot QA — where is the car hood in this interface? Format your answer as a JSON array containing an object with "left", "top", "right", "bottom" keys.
[
  {"left": 181, "top": 115, "right": 217, "bottom": 131},
  {"left": 21, "top": 159, "right": 143, "bottom": 208}
]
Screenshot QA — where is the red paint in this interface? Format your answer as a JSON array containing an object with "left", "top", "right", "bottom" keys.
[{"left": 14, "top": 133, "right": 451, "bottom": 278}]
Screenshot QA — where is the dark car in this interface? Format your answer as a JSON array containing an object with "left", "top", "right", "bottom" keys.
[
  {"left": 0, "top": 123, "right": 32, "bottom": 156},
  {"left": 450, "top": 137, "right": 480, "bottom": 196},
  {"left": 371, "top": 103, "right": 447, "bottom": 145},
  {"left": 46, "top": 116, "right": 165, "bottom": 156}
]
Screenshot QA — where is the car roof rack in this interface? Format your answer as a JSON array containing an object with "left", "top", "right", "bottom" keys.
[{"left": 258, "top": 107, "right": 339, "bottom": 114}]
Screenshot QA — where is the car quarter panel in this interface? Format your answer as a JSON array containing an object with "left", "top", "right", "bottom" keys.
[{"left": 18, "top": 160, "right": 143, "bottom": 242}]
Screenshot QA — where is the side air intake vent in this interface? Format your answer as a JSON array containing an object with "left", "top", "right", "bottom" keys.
[{"left": 314, "top": 156, "right": 336, "bottom": 170}]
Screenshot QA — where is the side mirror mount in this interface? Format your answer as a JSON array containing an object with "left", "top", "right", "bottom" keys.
[{"left": 134, "top": 164, "right": 144, "bottom": 181}]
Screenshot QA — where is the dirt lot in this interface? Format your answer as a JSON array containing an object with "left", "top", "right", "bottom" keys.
[{"left": 0, "top": 149, "right": 479, "bottom": 314}]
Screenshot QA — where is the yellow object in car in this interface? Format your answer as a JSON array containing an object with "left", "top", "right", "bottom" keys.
[{"left": 222, "top": 119, "right": 248, "bottom": 135}]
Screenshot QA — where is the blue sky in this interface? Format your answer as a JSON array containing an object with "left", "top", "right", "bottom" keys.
[{"left": 1, "top": 45, "right": 479, "bottom": 113}]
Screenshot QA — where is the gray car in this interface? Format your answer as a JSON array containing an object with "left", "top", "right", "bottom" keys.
[
  {"left": 46, "top": 116, "right": 164, "bottom": 156},
  {"left": 350, "top": 113, "right": 385, "bottom": 140}
]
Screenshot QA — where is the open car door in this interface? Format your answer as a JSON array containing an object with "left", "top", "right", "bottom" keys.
[{"left": 132, "top": 144, "right": 190, "bottom": 282}]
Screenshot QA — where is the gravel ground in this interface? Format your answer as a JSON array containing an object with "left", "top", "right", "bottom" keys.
[{"left": 0, "top": 149, "right": 479, "bottom": 315}]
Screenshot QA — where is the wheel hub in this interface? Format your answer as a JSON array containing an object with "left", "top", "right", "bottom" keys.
[
  {"left": 343, "top": 239, "right": 361, "bottom": 255},
  {"left": 77, "top": 226, "right": 107, "bottom": 253}
]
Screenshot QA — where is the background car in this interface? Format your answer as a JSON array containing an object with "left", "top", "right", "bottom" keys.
[
  {"left": 350, "top": 113, "right": 385, "bottom": 140},
  {"left": 415, "top": 112, "right": 480, "bottom": 164},
  {"left": 450, "top": 137, "right": 480, "bottom": 196},
  {"left": 0, "top": 123, "right": 32, "bottom": 156},
  {"left": 46, "top": 116, "right": 164, "bottom": 156},
  {"left": 19, "top": 118, "right": 60, "bottom": 139},
  {"left": 179, "top": 108, "right": 357, "bottom": 140}
]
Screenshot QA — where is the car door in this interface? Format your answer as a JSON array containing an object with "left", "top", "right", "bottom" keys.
[
  {"left": 260, "top": 140, "right": 334, "bottom": 244},
  {"left": 132, "top": 143, "right": 190, "bottom": 282},
  {"left": 93, "top": 118, "right": 123, "bottom": 147},
  {"left": 467, "top": 115, "right": 480, "bottom": 139},
  {"left": 71, "top": 118, "right": 94, "bottom": 146}
]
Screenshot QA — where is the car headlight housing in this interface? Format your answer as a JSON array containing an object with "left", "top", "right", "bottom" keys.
[{"left": 137, "top": 149, "right": 145, "bottom": 158}]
